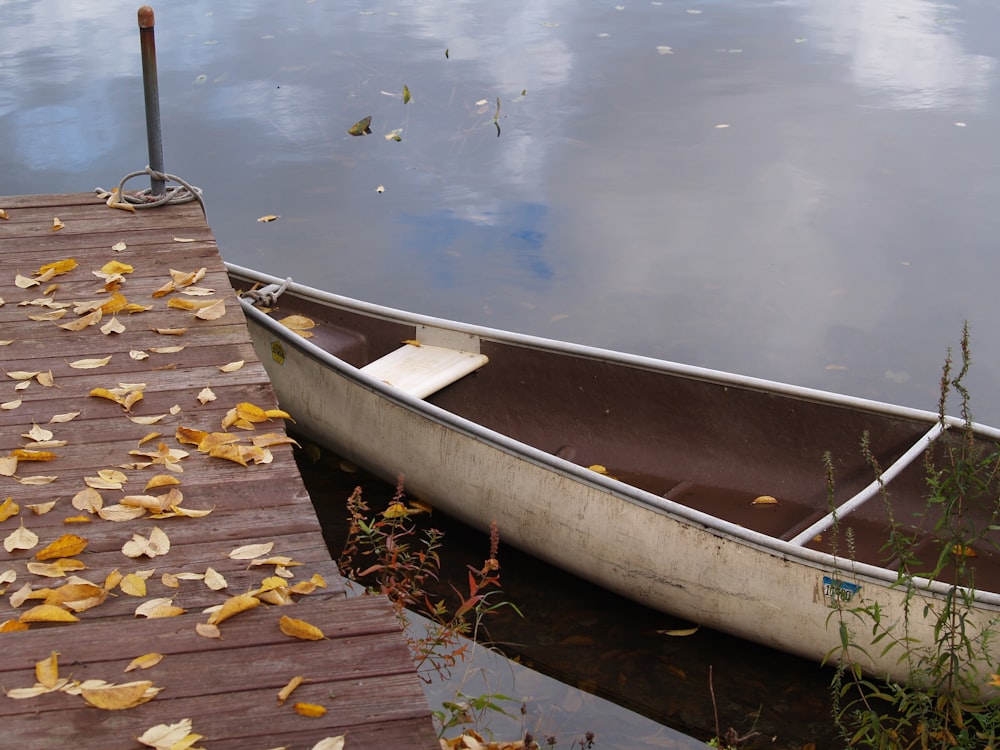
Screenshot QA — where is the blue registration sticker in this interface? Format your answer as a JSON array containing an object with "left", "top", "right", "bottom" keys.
[{"left": 823, "top": 575, "right": 860, "bottom": 603}]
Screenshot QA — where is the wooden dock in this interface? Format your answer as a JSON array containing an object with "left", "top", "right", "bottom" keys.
[{"left": 0, "top": 193, "right": 438, "bottom": 749}]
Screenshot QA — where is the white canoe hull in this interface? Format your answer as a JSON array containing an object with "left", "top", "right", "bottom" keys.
[{"left": 229, "top": 264, "right": 1000, "bottom": 689}]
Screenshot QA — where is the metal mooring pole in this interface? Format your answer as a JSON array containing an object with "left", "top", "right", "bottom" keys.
[{"left": 138, "top": 6, "right": 165, "bottom": 197}]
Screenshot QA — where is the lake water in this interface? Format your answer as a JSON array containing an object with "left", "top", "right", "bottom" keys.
[{"left": 3, "top": 0, "right": 1000, "bottom": 746}]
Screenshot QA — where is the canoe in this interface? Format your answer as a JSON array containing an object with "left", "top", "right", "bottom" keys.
[{"left": 225, "top": 263, "right": 1000, "bottom": 691}]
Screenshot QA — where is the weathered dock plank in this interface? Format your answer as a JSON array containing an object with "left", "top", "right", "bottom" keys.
[{"left": 0, "top": 194, "right": 438, "bottom": 749}]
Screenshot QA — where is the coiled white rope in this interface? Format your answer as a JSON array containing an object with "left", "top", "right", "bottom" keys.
[{"left": 96, "top": 166, "right": 205, "bottom": 216}]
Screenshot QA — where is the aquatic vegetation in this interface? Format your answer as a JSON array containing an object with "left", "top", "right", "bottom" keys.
[{"left": 827, "top": 324, "right": 1000, "bottom": 748}]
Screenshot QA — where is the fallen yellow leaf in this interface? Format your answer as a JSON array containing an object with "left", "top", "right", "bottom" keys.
[
  {"left": 101, "top": 316, "right": 127, "bottom": 335},
  {"left": 35, "top": 533, "right": 88, "bottom": 560},
  {"left": 0, "top": 496, "right": 19, "bottom": 522},
  {"left": 195, "top": 622, "right": 221, "bottom": 639},
  {"left": 19, "top": 604, "right": 79, "bottom": 623},
  {"left": 194, "top": 299, "right": 226, "bottom": 320},
  {"left": 122, "top": 527, "right": 170, "bottom": 558},
  {"left": 207, "top": 593, "right": 260, "bottom": 625},
  {"left": 49, "top": 411, "right": 80, "bottom": 423},
  {"left": 80, "top": 680, "right": 157, "bottom": 710},
  {"left": 204, "top": 567, "right": 227, "bottom": 591},
  {"left": 145, "top": 474, "right": 181, "bottom": 491},
  {"left": 59, "top": 308, "right": 103, "bottom": 331},
  {"left": 229, "top": 542, "right": 273, "bottom": 560},
  {"left": 72, "top": 487, "right": 104, "bottom": 513},
  {"left": 4, "top": 520, "right": 39, "bottom": 552},
  {"left": 279, "top": 615, "right": 325, "bottom": 641},
  {"left": 120, "top": 573, "right": 148, "bottom": 597},
  {"left": 10, "top": 449, "right": 58, "bottom": 462},
  {"left": 135, "top": 598, "right": 186, "bottom": 618},
  {"left": 277, "top": 675, "right": 305, "bottom": 705},
  {"left": 293, "top": 702, "right": 327, "bottom": 718},
  {"left": 17, "top": 475, "right": 57, "bottom": 486},
  {"left": 124, "top": 653, "right": 164, "bottom": 672},
  {"left": 138, "top": 718, "right": 201, "bottom": 750},
  {"left": 100, "top": 260, "right": 134, "bottom": 275},
  {"left": 36, "top": 651, "right": 60, "bottom": 689}
]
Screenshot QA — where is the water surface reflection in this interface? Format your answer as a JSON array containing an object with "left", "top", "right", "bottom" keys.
[{"left": 3, "top": 1, "right": 1000, "bottom": 745}]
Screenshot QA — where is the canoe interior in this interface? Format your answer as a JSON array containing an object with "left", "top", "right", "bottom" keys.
[{"left": 253, "top": 287, "right": 1000, "bottom": 597}]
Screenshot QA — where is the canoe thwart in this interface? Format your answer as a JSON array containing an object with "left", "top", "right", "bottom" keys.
[
  {"left": 786, "top": 422, "right": 946, "bottom": 546},
  {"left": 361, "top": 342, "right": 488, "bottom": 399}
]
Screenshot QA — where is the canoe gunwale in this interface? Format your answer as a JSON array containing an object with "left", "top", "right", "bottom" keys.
[{"left": 227, "top": 263, "right": 1000, "bottom": 611}]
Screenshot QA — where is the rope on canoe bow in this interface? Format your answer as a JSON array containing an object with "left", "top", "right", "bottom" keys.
[
  {"left": 95, "top": 166, "right": 206, "bottom": 217},
  {"left": 241, "top": 277, "right": 293, "bottom": 308}
]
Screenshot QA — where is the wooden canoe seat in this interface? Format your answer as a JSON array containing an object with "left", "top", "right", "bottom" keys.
[{"left": 361, "top": 343, "right": 488, "bottom": 399}]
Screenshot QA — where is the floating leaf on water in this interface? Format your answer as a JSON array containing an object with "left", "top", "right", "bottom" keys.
[
  {"left": 445, "top": 48, "right": 449, "bottom": 58},
  {"left": 385, "top": 129, "right": 403, "bottom": 142},
  {"left": 257, "top": 214, "right": 279, "bottom": 223},
  {"left": 402, "top": 84, "right": 411, "bottom": 104},
  {"left": 656, "top": 45, "right": 674, "bottom": 55},
  {"left": 348, "top": 115, "right": 372, "bottom": 136},
  {"left": 657, "top": 626, "right": 700, "bottom": 637},
  {"left": 376, "top": 184, "right": 385, "bottom": 194}
]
